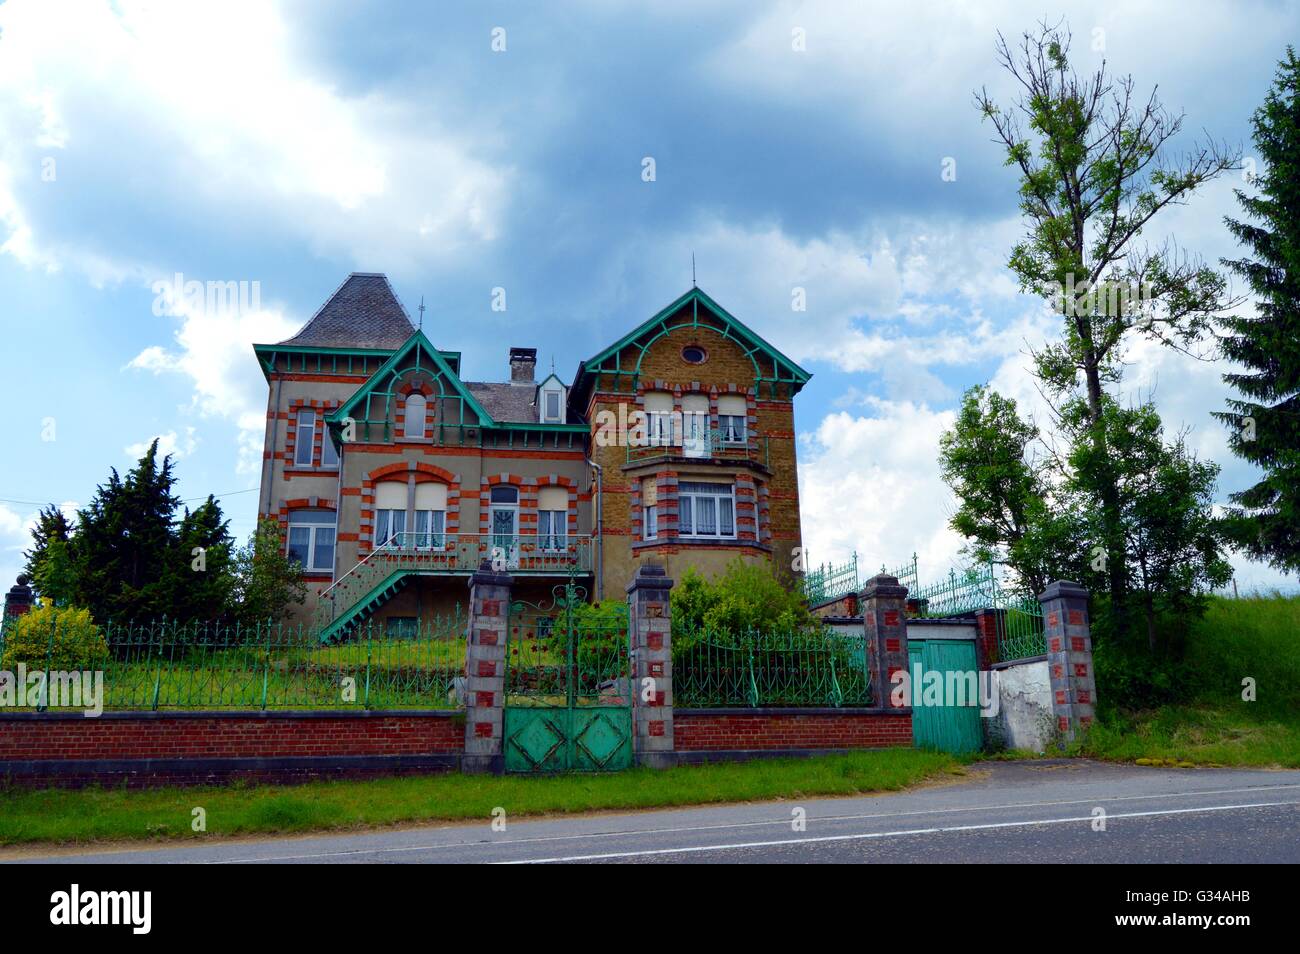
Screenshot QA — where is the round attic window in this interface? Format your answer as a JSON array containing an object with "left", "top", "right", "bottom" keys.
[{"left": 682, "top": 345, "right": 707, "bottom": 364}]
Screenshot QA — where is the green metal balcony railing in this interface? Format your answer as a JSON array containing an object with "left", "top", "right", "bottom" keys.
[
  {"left": 625, "top": 425, "right": 770, "bottom": 468},
  {"left": 316, "top": 533, "right": 593, "bottom": 629}
]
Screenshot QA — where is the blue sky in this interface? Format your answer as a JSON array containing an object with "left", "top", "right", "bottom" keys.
[{"left": 1, "top": 0, "right": 1297, "bottom": 593}]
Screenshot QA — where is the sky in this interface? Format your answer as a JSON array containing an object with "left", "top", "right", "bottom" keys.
[{"left": 1, "top": 0, "right": 1297, "bottom": 596}]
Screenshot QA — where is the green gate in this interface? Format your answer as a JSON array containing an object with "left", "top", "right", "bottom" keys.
[
  {"left": 503, "top": 579, "right": 634, "bottom": 773},
  {"left": 908, "top": 638, "right": 984, "bottom": 754}
]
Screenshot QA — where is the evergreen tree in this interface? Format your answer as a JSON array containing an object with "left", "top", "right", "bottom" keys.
[
  {"left": 22, "top": 504, "right": 74, "bottom": 602},
  {"left": 166, "top": 495, "right": 236, "bottom": 623},
  {"left": 1214, "top": 47, "right": 1300, "bottom": 578},
  {"left": 72, "top": 439, "right": 180, "bottom": 621}
]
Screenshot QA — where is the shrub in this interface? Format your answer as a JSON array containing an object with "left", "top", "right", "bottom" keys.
[{"left": 1, "top": 604, "right": 111, "bottom": 671}]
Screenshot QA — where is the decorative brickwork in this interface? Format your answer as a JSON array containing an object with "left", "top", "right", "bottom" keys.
[
  {"left": 627, "top": 563, "right": 675, "bottom": 768},
  {"left": 1039, "top": 580, "right": 1096, "bottom": 742},
  {"left": 462, "top": 563, "right": 511, "bottom": 773},
  {"left": 862, "top": 574, "right": 910, "bottom": 709}
]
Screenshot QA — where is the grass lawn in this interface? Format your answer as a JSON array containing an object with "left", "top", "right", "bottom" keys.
[{"left": 0, "top": 749, "right": 961, "bottom": 847}]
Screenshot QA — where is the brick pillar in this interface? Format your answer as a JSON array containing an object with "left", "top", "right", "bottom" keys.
[
  {"left": 463, "top": 561, "right": 512, "bottom": 774},
  {"left": 972, "top": 607, "right": 1004, "bottom": 670},
  {"left": 862, "top": 574, "right": 909, "bottom": 709},
  {"left": 2, "top": 574, "right": 35, "bottom": 638},
  {"left": 627, "top": 562, "right": 675, "bottom": 769},
  {"left": 1039, "top": 580, "right": 1096, "bottom": 743}
]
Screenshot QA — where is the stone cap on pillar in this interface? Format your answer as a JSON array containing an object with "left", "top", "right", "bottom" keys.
[
  {"left": 862, "top": 573, "right": 908, "bottom": 600},
  {"left": 627, "top": 561, "right": 674, "bottom": 595},
  {"left": 1038, "top": 580, "right": 1089, "bottom": 603},
  {"left": 468, "top": 559, "right": 513, "bottom": 589}
]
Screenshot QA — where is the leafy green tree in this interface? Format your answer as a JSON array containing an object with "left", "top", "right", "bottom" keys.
[
  {"left": 0, "top": 604, "right": 110, "bottom": 671},
  {"left": 1065, "top": 397, "right": 1232, "bottom": 653},
  {"left": 72, "top": 439, "right": 180, "bottom": 622},
  {"left": 976, "top": 22, "right": 1239, "bottom": 624},
  {"left": 938, "top": 386, "right": 1077, "bottom": 595},
  {"left": 1214, "top": 47, "right": 1300, "bottom": 578},
  {"left": 673, "top": 560, "right": 819, "bottom": 640},
  {"left": 165, "top": 495, "right": 236, "bottom": 623},
  {"left": 231, "top": 518, "right": 306, "bottom": 626}
]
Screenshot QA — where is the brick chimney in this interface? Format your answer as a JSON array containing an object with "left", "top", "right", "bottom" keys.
[{"left": 509, "top": 347, "right": 536, "bottom": 384}]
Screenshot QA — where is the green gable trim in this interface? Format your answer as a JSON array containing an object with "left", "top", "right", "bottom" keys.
[
  {"left": 327, "top": 330, "right": 494, "bottom": 428},
  {"left": 579, "top": 287, "right": 811, "bottom": 390},
  {"left": 252, "top": 343, "right": 398, "bottom": 381}
]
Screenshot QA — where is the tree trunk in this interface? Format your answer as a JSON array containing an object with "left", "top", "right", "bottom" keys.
[{"left": 1083, "top": 356, "right": 1127, "bottom": 634}]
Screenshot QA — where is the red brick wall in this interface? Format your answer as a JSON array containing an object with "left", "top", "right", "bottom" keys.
[
  {"left": 0, "top": 712, "right": 464, "bottom": 762},
  {"left": 674, "top": 710, "right": 912, "bottom": 751}
]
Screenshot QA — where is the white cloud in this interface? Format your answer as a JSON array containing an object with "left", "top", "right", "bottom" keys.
[
  {"left": 127, "top": 294, "right": 296, "bottom": 475},
  {"left": 798, "top": 399, "right": 964, "bottom": 586},
  {"left": 125, "top": 428, "right": 197, "bottom": 462},
  {"left": 0, "top": 0, "right": 509, "bottom": 280}
]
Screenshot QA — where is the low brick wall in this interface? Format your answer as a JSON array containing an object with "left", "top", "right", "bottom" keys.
[
  {"left": 0, "top": 711, "right": 465, "bottom": 787},
  {"left": 674, "top": 708, "right": 913, "bottom": 759}
]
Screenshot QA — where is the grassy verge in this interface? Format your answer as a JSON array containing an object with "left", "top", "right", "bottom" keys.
[
  {"left": 1080, "top": 705, "right": 1300, "bottom": 768},
  {"left": 1084, "top": 592, "right": 1300, "bottom": 769},
  {"left": 0, "top": 748, "right": 961, "bottom": 848}
]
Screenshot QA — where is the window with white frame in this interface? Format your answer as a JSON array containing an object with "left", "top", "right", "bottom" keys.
[
  {"left": 286, "top": 509, "right": 336, "bottom": 573},
  {"left": 294, "top": 409, "right": 316, "bottom": 466},
  {"left": 678, "top": 481, "right": 735, "bottom": 539},
  {"left": 374, "top": 481, "right": 407, "bottom": 547},
  {"left": 642, "top": 478, "right": 658, "bottom": 540},
  {"left": 718, "top": 395, "right": 747, "bottom": 444},
  {"left": 413, "top": 482, "right": 447, "bottom": 549},
  {"left": 540, "top": 387, "right": 565, "bottom": 424},
  {"left": 643, "top": 391, "right": 673, "bottom": 446},
  {"left": 403, "top": 393, "right": 427, "bottom": 439},
  {"left": 537, "top": 486, "right": 568, "bottom": 551}
]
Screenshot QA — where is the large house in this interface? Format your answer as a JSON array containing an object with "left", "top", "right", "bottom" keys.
[{"left": 254, "top": 274, "right": 810, "bottom": 637}]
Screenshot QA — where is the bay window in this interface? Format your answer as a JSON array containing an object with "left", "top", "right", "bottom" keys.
[
  {"left": 679, "top": 481, "right": 735, "bottom": 539},
  {"left": 642, "top": 478, "right": 658, "bottom": 540}
]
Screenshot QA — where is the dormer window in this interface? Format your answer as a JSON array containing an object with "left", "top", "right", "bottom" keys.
[{"left": 537, "top": 373, "right": 566, "bottom": 424}]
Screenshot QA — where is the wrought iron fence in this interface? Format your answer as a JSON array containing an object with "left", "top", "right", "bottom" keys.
[
  {"left": 674, "top": 627, "right": 872, "bottom": 708},
  {"left": 803, "top": 552, "right": 859, "bottom": 605},
  {"left": 907, "top": 560, "right": 1046, "bottom": 660},
  {"left": 0, "top": 610, "right": 467, "bottom": 711}
]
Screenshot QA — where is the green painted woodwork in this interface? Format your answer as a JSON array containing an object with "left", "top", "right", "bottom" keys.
[
  {"left": 907, "top": 639, "right": 984, "bottom": 755},
  {"left": 503, "top": 577, "right": 633, "bottom": 773},
  {"left": 575, "top": 287, "right": 812, "bottom": 401}
]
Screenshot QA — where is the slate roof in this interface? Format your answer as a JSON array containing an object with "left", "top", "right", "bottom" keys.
[
  {"left": 464, "top": 381, "right": 538, "bottom": 424},
  {"left": 278, "top": 273, "right": 416, "bottom": 349}
]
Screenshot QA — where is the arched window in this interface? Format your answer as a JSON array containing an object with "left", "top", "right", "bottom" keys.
[
  {"left": 718, "top": 395, "right": 747, "bottom": 444},
  {"left": 403, "top": 393, "right": 427, "bottom": 439},
  {"left": 414, "top": 482, "right": 448, "bottom": 549}
]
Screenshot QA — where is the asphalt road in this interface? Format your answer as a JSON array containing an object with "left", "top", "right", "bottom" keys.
[{"left": 9, "top": 760, "right": 1300, "bottom": 864}]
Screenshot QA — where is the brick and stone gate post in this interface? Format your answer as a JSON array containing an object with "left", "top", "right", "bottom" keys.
[
  {"left": 463, "top": 561, "right": 512, "bottom": 774},
  {"left": 2, "top": 574, "right": 35, "bottom": 636},
  {"left": 1039, "top": 580, "right": 1096, "bottom": 743},
  {"left": 627, "top": 562, "right": 675, "bottom": 769},
  {"left": 862, "top": 574, "right": 910, "bottom": 709}
]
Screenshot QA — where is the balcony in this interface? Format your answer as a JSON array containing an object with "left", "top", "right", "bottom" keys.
[{"left": 625, "top": 427, "right": 770, "bottom": 469}]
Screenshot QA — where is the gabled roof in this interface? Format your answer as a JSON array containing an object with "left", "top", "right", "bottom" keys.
[
  {"left": 328, "top": 330, "right": 494, "bottom": 428},
  {"left": 277, "top": 273, "right": 416, "bottom": 349},
  {"left": 573, "top": 286, "right": 811, "bottom": 399}
]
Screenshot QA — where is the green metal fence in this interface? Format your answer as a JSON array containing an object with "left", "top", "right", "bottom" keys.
[
  {"left": 674, "top": 627, "right": 872, "bottom": 708},
  {"left": 0, "top": 610, "right": 467, "bottom": 711},
  {"left": 803, "top": 552, "right": 859, "bottom": 605},
  {"left": 906, "top": 560, "right": 1046, "bottom": 661}
]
